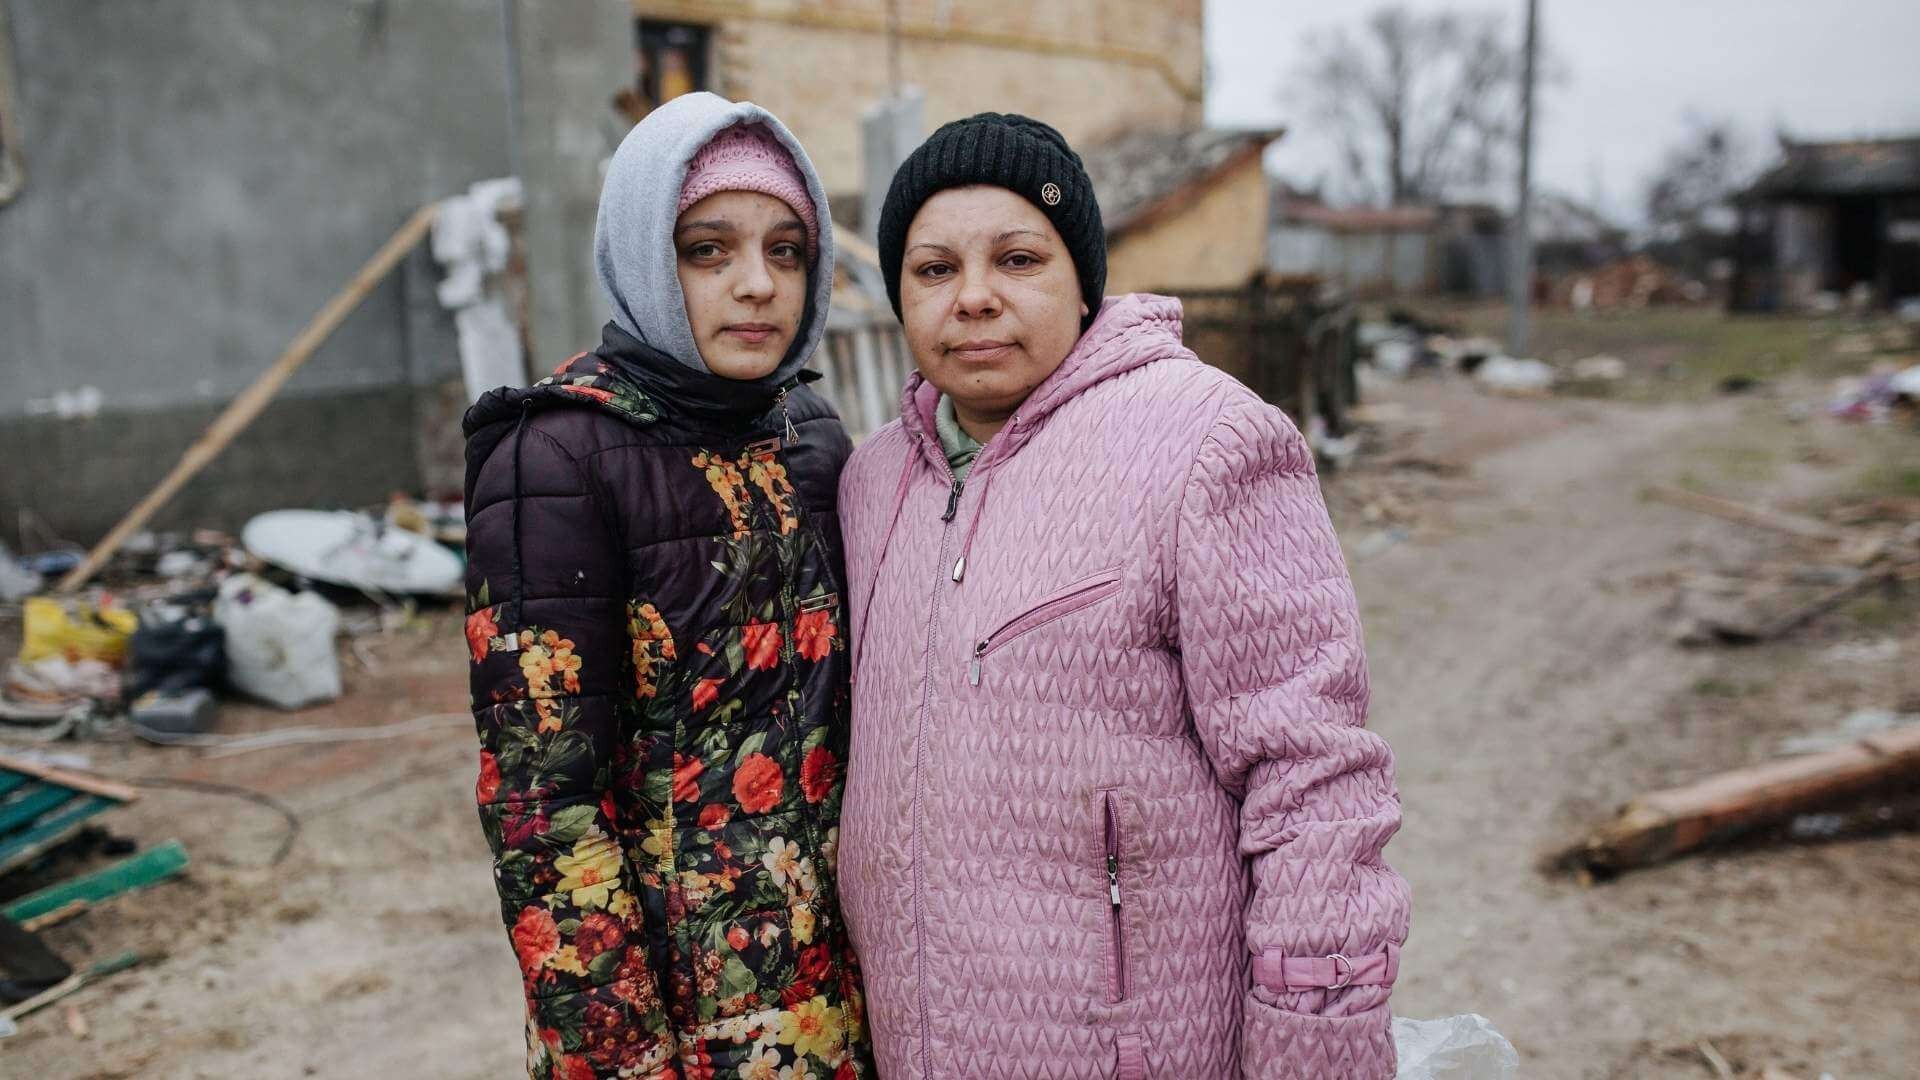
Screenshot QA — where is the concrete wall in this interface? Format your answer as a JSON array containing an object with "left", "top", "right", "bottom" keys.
[
  {"left": 638, "top": 0, "right": 1206, "bottom": 201},
  {"left": 0, "top": 0, "right": 516, "bottom": 541},
  {"left": 1104, "top": 156, "right": 1269, "bottom": 294}
]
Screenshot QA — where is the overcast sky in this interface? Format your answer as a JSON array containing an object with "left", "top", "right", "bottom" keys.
[{"left": 1205, "top": 0, "right": 1920, "bottom": 223}]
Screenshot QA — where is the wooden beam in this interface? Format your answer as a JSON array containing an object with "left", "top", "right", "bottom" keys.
[
  {"left": 56, "top": 202, "right": 441, "bottom": 592},
  {"left": 1645, "top": 485, "right": 1848, "bottom": 543},
  {"left": 0, "top": 754, "right": 136, "bottom": 803},
  {"left": 1561, "top": 725, "right": 1920, "bottom": 877},
  {"left": 3, "top": 841, "right": 189, "bottom": 925}
]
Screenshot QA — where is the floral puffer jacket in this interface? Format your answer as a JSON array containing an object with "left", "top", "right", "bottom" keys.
[{"left": 463, "top": 328, "right": 871, "bottom": 1080}]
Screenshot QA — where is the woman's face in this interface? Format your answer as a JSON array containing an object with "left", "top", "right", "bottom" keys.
[
  {"left": 674, "top": 190, "right": 808, "bottom": 380},
  {"left": 899, "top": 185, "right": 1087, "bottom": 425}
]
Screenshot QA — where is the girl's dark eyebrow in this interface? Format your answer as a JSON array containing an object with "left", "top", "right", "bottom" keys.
[
  {"left": 906, "top": 242, "right": 957, "bottom": 257},
  {"left": 769, "top": 219, "right": 805, "bottom": 235},
  {"left": 995, "top": 228, "right": 1047, "bottom": 244},
  {"left": 675, "top": 219, "right": 734, "bottom": 237}
]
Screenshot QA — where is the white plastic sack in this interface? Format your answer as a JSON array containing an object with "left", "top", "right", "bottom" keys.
[
  {"left": 1476, "top": 356, "right": 1556, "bottom": 397},
  {"left": 214, "top": 573, "right": 342, "bottom": 710},
  {"left": 1393, "top": 1014, "right": 1519, "bottom": 1079}
]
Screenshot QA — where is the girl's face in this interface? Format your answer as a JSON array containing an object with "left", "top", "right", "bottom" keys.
[
  {"left": 673, "top": 190, "right": 808, "bottom": 380},
  {"left": 898, "top": 185, "right": 1087, "bottom": 429}
]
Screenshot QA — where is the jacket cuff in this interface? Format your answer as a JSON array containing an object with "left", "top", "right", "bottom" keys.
[{"left": 1241, "top": 992, "right": 1395, "bottom": 1080}]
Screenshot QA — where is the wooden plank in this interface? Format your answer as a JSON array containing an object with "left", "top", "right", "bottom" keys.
[
  {"left": 0, "top": 771, "right": 28, "bottom": 798},
  {"left": 1645, "top": 485, "right": 1848, "bottom": 543},
  {"left": 2, "top": 841, "right": 190, "bottom": 924},
  {"left": 1565, "top": 725, "right": 1920, "bottom": 876},
  {"left": 0, "top": 754, "right": 138, "bottom": 803},
  {"left": 56, "top": 201, "right": 442, "bottom": 592},
  {"left": 0, "top": 796, "right": 114, "bottom": 875}
]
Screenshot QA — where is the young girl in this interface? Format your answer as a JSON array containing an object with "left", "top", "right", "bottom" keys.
[{"left": 463, "top": 93, "right": 870, "bottom": 1080}]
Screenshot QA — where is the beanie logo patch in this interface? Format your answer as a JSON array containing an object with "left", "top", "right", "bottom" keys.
[{"left": 1040, "top": 182, "right": 1062, "bottom": 207}]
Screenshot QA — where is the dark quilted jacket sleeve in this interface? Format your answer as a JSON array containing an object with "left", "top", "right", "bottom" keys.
[
  {"left": 464, "top": 417, "right": 671, "bottom": 1078},
  {"left": 1173, "top": 391, "right": 1411, "bottom": 1079}
]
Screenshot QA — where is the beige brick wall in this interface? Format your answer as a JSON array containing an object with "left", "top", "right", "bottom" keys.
[
  {"left": 639, "top": 0, "right": 1205, "bottom": 197},
  {"left": 1104, "top": 157, "right": 1271, "bottom": 295}
]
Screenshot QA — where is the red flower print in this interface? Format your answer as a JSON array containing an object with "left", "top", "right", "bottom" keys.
[
  {"left": 554, "top": 1055, "right": 598, "bottom": 1080},
  {"left": 465, "top": 606, "right": 499, "bottom": 664},
  {"left": 732, "top": 753, "right": 784, "bottom": 814},
  {"left": 559, "top": 383, "right": 615, "bottom": 404},
  {"left": 697, "top": 803, "right": 730, "bottom": 831},
  {"left": 741, "top": 621, "right": 782, "bottom": 670},
  {"left": 510, "top": 905, "right": 559, "bottom": 975},
  {"left": 726, "top": 926, "right": 748, "bottom": 951},
  {"left": 781, "top": 978, "right": 816, "bottom": 1009},
  {"left": 798, "top": 943, "right": 831, "bottom": 982},
  {"left": 691, "top": 677, "right": 723, "bottom": 712},
  {"left": 672, "top": 753, "right": 704, "bottom": 803},
  {"left": 794, "top": 607, "right": 836, "bottom": 662},
  {"left": 576, "top": 911, "right": 624, "bottom": 962},
  {"left": 475, "top": 750, "right": 501, "bottom": 804},
  {"left": 800, "top": 746, "right": 839, "bottom": 804}
]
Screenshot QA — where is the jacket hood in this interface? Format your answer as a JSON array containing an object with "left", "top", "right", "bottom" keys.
[
  {"left": 898, "top": 293, "right": 1190, "bottom": 473},
  {"left": 593, "top": 91, "right": 836, "bottom": 388}
]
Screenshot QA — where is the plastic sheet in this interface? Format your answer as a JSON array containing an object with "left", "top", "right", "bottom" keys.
[{"left": 1393, "top": 1014, "right": 1520, "bottom": 1079}]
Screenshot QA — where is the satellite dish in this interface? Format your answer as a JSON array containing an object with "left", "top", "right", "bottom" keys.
[{"left": 242, "top": 510, "right": 463, "bottom": 596}]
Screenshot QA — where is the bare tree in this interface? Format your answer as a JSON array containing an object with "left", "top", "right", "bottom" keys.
[
  {"left": 1288, "top": 6, "right": 1524, "bottom": 205},
  {"left": 1645, "top": 116, "right": 1751, "bottom": 242}
]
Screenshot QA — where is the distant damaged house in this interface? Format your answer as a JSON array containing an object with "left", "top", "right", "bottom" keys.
[
  {"left": 1731, "top": 136, "right": 1920, "bottom": 310},
  {"left": 1079, "top": 127, "right": 1282, "bottom": 293},
  {"left": 1266, "top": 190, "right": 1507, "bottom": 299}
]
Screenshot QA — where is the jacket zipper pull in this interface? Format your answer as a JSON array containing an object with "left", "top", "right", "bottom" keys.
[
  {"left": 1107, "top": 854, "right": 1122, "bottom": 910},
  {"left": 942, "top": 480, "right": 964, "bottom": 523},
  {"left": 968, "top": 640, "right": 986, "bottom": 686},
  {"left": 776, "top": 386, "right": 799, "bottom": 443}
]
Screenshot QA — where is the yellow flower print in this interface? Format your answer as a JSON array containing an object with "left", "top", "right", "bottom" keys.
[
  {"left": 628, "top": 602, "right": 676, "bottom": 701},
  {"left": 775, "top": 995, "right": 845, "bottom": 1060},
  {"left": 547, "top": 944, "right": 588, "bottom": 977},
  {"left": 694, "top": 451, "right": 753, "bottom": 538},
  {"left": 641, "top": 816, "right": 673, "bottom": 873},
  {"left": 607, "top": 890, "right": 637, "bottom": 918},
  {"left": 554, "top": 827, "right": 622, "bottom": 909},
  {"left": 746, "top": 457, "right": 798, "bottom": 536},
  {"left": 516, "top": 628, "right": 581, "bottom": 700},
  {"left": 534, "top": 699, "right": 561, "bottom": 734},
  {"left": 791, "top": 902, "right": 816, "bottom": 945}
]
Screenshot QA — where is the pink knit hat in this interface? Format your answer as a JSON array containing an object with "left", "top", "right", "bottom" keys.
[{"left": 678, "top": 123, "right": 820, "bottom": 259}]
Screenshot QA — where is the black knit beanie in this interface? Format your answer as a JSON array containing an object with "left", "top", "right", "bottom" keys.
[{"left": 877, "top": 113, "right": 1106, "bottom": 329}]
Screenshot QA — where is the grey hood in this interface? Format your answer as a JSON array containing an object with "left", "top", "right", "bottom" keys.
[{"left": 593, "top": 92, "right": 836, "bottom": 384}]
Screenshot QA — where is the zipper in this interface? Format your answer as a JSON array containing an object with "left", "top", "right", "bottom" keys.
[
  {"left": 1103, "top": 790, "right": 1129, "bottom": 1003},
  {"left": 967, "top": 569, "right": 1123, "bottom": 686},
  {"left": 908, "top": 450, "right": 962, "bottom": 1078}
]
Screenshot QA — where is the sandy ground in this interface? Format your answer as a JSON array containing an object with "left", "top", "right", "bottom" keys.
[{"left": 2, "top": 363, "right": 1916, "bottom": 1079}]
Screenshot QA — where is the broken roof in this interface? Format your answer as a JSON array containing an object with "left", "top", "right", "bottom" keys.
[
  {"left": 1746, "top": 136, "right": 1920, "bottom": 198},
  {"left": 1081, "top": 127, "right": 1281, "bottom": 237}
]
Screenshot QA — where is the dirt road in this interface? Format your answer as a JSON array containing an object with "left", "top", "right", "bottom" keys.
[{"left": 4, "top": 369, "right": 1914, "bottom": 1079}]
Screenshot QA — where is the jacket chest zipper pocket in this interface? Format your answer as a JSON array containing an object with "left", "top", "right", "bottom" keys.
[
  {"left": 966, "top": 569, "right": 1123, "bottom": 686},
  {"left": 1103, "top": 789, "right": 1129, "bottom": 1004}
]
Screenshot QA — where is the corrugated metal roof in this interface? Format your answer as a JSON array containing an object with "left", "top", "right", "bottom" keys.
[{"left": 1747, "top": 137, "right": 1920, "bottom": 198}]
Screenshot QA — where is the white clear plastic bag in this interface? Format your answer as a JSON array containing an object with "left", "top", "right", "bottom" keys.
[
  {"left": 214, "top": 573, "right": 342, "bottom": 710},
  {"left": 1394, "top": 1014, "right": 1519, "bottom": 1079}
]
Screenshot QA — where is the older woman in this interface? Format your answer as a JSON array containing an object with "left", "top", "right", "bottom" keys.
[{"left": 836, "top": 114, "right": 1410, "bottom": 1078}]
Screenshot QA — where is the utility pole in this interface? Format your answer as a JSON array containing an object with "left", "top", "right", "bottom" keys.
[
  {"left": 1507, "top": 0, "right": 1540, "bottom": 357},
  {"left": 500, "top": 0, "right": 525, "bottom": 183}
]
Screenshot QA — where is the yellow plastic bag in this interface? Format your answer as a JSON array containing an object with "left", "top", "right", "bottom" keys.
[{"left": 19, "top": 596, "right": 138, "bottom": 666}]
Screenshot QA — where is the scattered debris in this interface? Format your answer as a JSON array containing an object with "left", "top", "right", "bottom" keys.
[
  {"left": 0, "top": 951, "right": 141, "bottom": 1027},
  {"left": 0, "top": 545, "right": 40, "bottom": 603},
  {"left": 242, "top": 510, "right": 463, "bottom": 596},
  {"left": 1475, "top": 356, "right": 1557, "bottom": 397},
  {"left": 1572, "top": 355, "right": 1627, "bottom": 382},
  {"left": 213, "top": 574, "right": 342, "bottom": 711},
  {"left": 1552, "top": 725, "right": 1920, "bottom": 879},
  {"left": 1777, "top": 708, "right": 1917, "bottom": 756},
  {"left": 17, "top": 597, "right": 137, "bottom": 668},
  {"left": 128, "top": 688, "right": 218, "bottom": 736}
]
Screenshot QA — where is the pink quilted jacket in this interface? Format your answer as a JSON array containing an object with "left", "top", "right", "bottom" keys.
[{"left": 836, "top": 294, "right": 1411, "bottom": 1078}]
